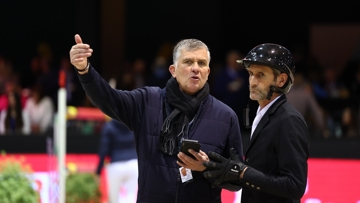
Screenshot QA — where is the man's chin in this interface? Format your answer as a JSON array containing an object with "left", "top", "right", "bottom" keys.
[
  {"left": 249, "top": 94, "right": 257, "bottom": 100},
  {"left": 250, "top": 94, "right": 263, "bottom": 101}
]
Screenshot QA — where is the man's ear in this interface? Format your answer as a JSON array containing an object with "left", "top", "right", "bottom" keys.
[
  {"left": 277, "top": 73, "right": 288, "bottom": 88},
  {"left": 169, "top": 65, "right": 176, "bottom": 77}
]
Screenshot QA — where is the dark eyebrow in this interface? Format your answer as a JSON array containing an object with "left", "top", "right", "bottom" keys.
[
  {"left": 182, "top": 57, "right": 193, "bottom": 61},
  {"left": 198, "top": 59, "right": 207, "bottom": 63}
]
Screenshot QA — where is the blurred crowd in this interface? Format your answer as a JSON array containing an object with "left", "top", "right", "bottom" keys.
[{"left": 0, "top": 42, "right": 359, "bottom": 138}]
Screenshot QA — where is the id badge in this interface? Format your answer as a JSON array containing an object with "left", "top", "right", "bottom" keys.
[{"left": 179, "top": 167, "right": 193, "bottom": 183}]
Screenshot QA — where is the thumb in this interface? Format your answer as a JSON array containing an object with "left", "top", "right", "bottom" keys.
[{"left": 74, "top": 34, "right": 83, "bottom": 44}]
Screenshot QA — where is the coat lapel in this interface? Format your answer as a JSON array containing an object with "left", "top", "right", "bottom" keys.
[{"left": 245, "top": 95, "right": 287, "bottom": 155}]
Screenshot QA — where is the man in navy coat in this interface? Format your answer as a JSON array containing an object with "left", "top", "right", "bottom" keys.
[{"left": 70, "top": 34, "right": 243, "bottom": 203}]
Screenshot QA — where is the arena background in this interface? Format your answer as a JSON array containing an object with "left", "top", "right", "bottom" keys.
[
  {"left": 1, "top": 1, "right": 360, "bottom": 203},
  {"left": 2, "top": 1, "right": 360, "bottom": 78}
]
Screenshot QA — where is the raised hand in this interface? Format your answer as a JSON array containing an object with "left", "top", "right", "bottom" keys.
[
  {"left": 69, "top": 34, "right": 93, "bottom": 70},
  {"left": 203, "top": 148, "right": 247, "bottom": 188}
]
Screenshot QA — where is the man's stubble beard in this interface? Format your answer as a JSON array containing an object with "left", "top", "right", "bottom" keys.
[
  {"left": 249, "top": 82, "right": 276, "bottom": 101},
  {"left": 250, "top": 91, "right": 266, "bottom": 101}
]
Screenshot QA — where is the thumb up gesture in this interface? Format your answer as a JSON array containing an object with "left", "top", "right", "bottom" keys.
[{"left": 69, "top": 34, "right": 93, "bottom": 70}]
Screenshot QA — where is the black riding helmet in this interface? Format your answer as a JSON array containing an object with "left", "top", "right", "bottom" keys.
[{"left": 237, "top": 43, "right": 295, "bottom": 86}]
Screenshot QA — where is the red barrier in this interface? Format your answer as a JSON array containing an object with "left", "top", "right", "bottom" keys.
[{"left": 1, "top": 154, "right": 359, "bottom": 203}]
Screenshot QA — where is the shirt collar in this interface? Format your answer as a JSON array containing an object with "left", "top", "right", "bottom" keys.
[{"left": 256, "top": 95, "right": 282, "bottom": 117}]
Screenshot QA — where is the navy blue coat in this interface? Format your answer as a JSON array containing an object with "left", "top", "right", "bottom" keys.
[{"left": 78, "top": 65, "right": 243, "bottom": 203}]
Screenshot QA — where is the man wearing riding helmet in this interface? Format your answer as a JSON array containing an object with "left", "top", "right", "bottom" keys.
[{"left": 203, "top": 43, "right": 310, "bottom": 203}]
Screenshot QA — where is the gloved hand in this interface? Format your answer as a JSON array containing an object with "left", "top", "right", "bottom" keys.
[{"left": 203, "top": 148, "right": 247, "bottom": 188}]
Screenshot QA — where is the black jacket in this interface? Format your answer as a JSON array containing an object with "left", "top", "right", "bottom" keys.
[{"left": 241, "top": 95, "right": 310, "bottom": 203}]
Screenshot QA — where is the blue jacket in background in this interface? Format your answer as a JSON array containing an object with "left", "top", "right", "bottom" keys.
[
  {"left": 96, "top": 119, "right": 137, "bottom": 175},
  {"left": 78, "top": 65, "right": 243, "bottom": 203}
]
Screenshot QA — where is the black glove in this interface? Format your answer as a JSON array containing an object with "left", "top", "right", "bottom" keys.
[{"left": 203, "top": 148, "right": 247, "bottom": 188}]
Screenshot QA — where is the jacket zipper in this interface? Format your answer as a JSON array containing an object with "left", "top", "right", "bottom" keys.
[
  {"left": 174, "top": 100, "right": 205, "bottom": 203},
  {"left": 187, "top": 101, "right": 204, "bottom": 137}
]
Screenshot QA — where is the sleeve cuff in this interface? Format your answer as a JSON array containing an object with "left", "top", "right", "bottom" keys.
[{"left": 76, "top": 63, "right": 95, "bottom": 84}]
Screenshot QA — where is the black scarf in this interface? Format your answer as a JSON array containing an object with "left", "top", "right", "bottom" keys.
[{"left": 159, "top": 77, "right": 210, "bottom": 155}]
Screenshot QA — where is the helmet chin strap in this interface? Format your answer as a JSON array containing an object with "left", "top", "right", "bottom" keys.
[
  {"left": 266, "top": 85, "right": 286, "bottom": 100},
  {"left": 243, "top": 82, "right": 288, "bottom": 128},
  {"left": 243, "top": 85, "right": 284, "bottom": 129}
]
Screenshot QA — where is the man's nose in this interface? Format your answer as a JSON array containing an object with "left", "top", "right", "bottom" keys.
[
  {"left": 191, "top": 63, "right": 200, "bottom": 72},
  {"left": 249, "top": 76, "right": 258, "bottom": 87}
]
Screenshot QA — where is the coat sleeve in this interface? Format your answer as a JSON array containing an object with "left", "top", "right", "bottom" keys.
[
  {"left": 224, "top": 113, "right": 243, "bottom": 160},
  {"left": 214, "top": 110, "right": 244, "bottom": 191},
  {"left": 77, "top": 64, "right": 147, "bottom": 131}
]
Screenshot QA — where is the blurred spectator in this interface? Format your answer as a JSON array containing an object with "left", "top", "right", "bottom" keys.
[
  {"left": 323, "top": 67, "right": 349, "bottom": 99},
  {"left": 313, "top": 67, "right": 350, "bottom": 138},
  {"left": 116, "top": 58, "right": 147, "bottom": 91},
  {"left": 287, "top": 72, "right": 326, "bottom": 137},
  {"left": 96, "top": 119, "right": 138, "bottom": 203},
  {"left": 23, "top": 84, "right": 54, "bottom": 134},
  {"left": 341, "top": 107, "right": 359, "bottom": 138},
  {"left": 211, "top": 49, "right": 249, "bottom": 125},
  {"left": 303, "top": 54, "right": 324, "bottom": 93},
  {"left": 0, "top": 55, "right": 14, "bottom": 96},
  {"left": 36, "top": 56, "right": 59, "bottom": 108},
  {"left": 20, "top": 55, "right": 42, "bottom": 90},
  {"left": 0, "top": 91, "right": 30, "bottom": 135},
  {"left": 119, "top": 70, "right": 136, "bottom": 91},
  {"left": 312, "top": 66, "right": 349, "bottom": 100},
  {"left": 0, "top": 75, "right": 27, "bottom": 111},
  {"left": 132, "top": 57, "right": 147, "bottom": 89},
  {"left": 339, "top": 59, "right": 360, "bottom": 138},
  {"left": 146, "top": 55, "right": 171, "bottom": 88}
]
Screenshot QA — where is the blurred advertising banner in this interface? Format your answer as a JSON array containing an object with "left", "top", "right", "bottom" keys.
[{"left": 1, "top": 154, "right": 359, "bottom": 203}]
